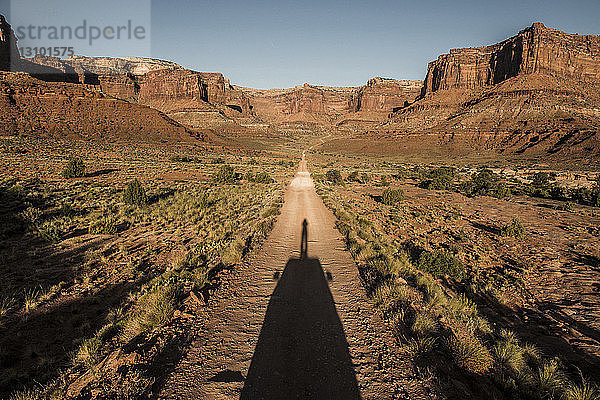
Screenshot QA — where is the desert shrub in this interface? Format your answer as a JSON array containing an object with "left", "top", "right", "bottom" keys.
[
  {"left": 531, "top": 172, "right": 553, "bottom": 188},
  {"left": 88, "top": 216, "right": 117, "bottom": 235},
  {"left": 213, "top": 165, "right": 238, "bottom": 184},
  {"left": 246, "top": 171, "right": 273, "bottom": 184},
  {"left": 500, "top": 217, "right": 526, "bottom": 239},
  {"left": 447, "top": 332, "right": 493, "bottom": 375},
  {"left": 347, "top": 170, "right": 360, "bottom": 182},
  {"left": 420, "top": 166, "right": 456, "bottom": 190},
  {"left": 563, "top": 375, "right": 600, "bottom": 400},
  {"left": 461, "top": 169, "right": 510, "bottom": 199},
  {"left": 221, "top": 238, "right": 245, "bottom": 265},
  {"left": 62, "top": 157, "right": 86, "bottom": 179},
  {"left": 571, "top": 187, "right": 600, "bottom": 208},
  {"left": 74, "top": 337, "right": 101, "bottom": 367},
  {"left": 123, "top": 283, "right": 182, "bottom": 341},
  {"left": 381, "top": 188, "right": 404, "bottom": 206},
  {"left": 325, "top": 169, "right": 343, "bottom": 184},
  {"left": 123, "top": 179, "right": 148, "bottom": 206},
  {"left": 417, "top": 249, "right": 464, "bottom": 279},
  {"left": 37, "top": 219, "right": 62, "bottom": 243}
]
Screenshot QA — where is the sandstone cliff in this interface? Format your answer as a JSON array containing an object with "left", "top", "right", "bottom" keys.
[
  {"left": 0, "top": 15, "right": 18, "bottom": 71},
  {"left": 423, "top": 22, "right": 600, "bottom": 94},
  {"left": 0, "top": 71, "right": 205, "bottom": 143},
  {"left": 359, "top": 23, "right": 600, "bottom": 160},
  {"left": 240, "top": 78, "right": 421, "bottom": 132}
]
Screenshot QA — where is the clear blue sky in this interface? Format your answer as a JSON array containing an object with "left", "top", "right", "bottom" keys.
[
  {"left": 2, "top": 0, "right": 600, "bottom": 88},
  {"left": 150, "top": 0, "right": 600, "bottom": 88}
]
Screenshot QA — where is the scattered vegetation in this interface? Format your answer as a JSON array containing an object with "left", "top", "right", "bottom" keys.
[
  {"left": 245, "top": 171, "right": 274, "bottom": 183},
  {"left": 213, "top": 164, "right": 238, "bottom": 183},
  {"left": 325, "top": 169, "right": 343, "bottom": 184},
  {"left": 420, "top": 166, "right": 456, "bottom": 190},
  {"left": 88, "top": 215, "right": 118, "bottom": 235},
  {"left": 381, "top": 188, "right": 404, "bottom": 205},
  {"left": 461, "top": 169, "right": 510, "bottom": 199},
  {"left": 123, "top": 179, "right": 149, "bottom": 206},
  {"left": 417, "top": 249, "right": 465, "bottom": 279},
  {"left": 62, "top": 157, "right": 86, "bottom": 179},
  {"left": 500, "top": 217, "right": 526, "bottom": 239}
]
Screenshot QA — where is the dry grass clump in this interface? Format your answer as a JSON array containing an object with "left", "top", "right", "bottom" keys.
[
  {"left": 500, "top": 217, "right": 526, "bottom": 239},
  {"left": 88, "top": 215, "right": 117, "bottom": 235},
  {"left": 123, "top": 179, "right": 148, "bottom": 206},
  {"left": 446, "top": 330, "right": 493, "bottom": 375},
  {"left": 122, "top": 282, "right": 182, "bottom": 342},
  {"left": 319, "top": 179, "right": 599, "bottom": 399},
  {"left": 62, "top": 157, "right": 86, "bottom": 179}
]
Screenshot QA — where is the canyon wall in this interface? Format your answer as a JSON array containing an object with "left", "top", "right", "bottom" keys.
[
  {"left": 0, "top": 15, "right": 18, "bottom": 71},
  {"left": 423, "top": 22, "right": 600, "bottom": 94},
  {"left": 0, "top": 71, "right": 204, "bottom": 143},
  {"left": 241, "top": 78, "right": 421, "bottom": 131}
]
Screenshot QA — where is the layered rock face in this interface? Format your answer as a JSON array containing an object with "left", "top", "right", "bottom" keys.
[
  {"left": 360, "top": 23, "right": 600, "bottom": 160},
  {"left": 423, "top": 22, "right": 600, "bottom": 94},
  {"left": 0, "top": 71, "right": 204, "bottom": 143},
  {"left": 241, "top": 78, "right": 421, "bottom": 132},
  {"left": 28, "top": 54, "right": 255, "bottom": 130},
  {"left": 0, "top": 15, "right": 18, "bottom": 71}
]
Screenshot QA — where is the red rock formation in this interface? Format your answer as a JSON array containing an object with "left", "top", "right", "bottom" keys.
[
  {"left": 364, "top": 23, "right": 600, "bottom": 159},
  {"left": 241, "top": 79, "right": 421, "bottom": 132},
  {"left": 0, "top": 71, "right": 205, "bottom": 143},
  {"left": 356, "top": 77, "right": 421, "bottom": 113},
  {"left": 423, "top": 22, "right": 600, "bottom": 94},
  {"left": 0, "top": 15, "right": 18, "bottom": 71}
]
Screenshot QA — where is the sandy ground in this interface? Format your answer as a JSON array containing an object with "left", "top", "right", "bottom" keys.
[{"left": 157, "top": 155, "right": 434, "bottom": 399}]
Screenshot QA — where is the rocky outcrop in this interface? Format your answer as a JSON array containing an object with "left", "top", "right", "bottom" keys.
[
  {"left": 423, "top": 22, "right": 600, "bottom": 94},
  {"left": 356, "top": 77, "right": 421, "bottom": 113},
  {"left": 240, "top": 79, "right": 421, "bottom": 132},
  {"left": 0, "top": 71, "right": 205, "bottom": 142},
  {"left": 361, "top": 23, "right": 600, "bottom": 160},
  {"left": 0, "top": 15, "right": 18, "bottom": 71}
]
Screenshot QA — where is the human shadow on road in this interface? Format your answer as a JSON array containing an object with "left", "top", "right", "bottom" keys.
[{"left": 241, "top": 256, "right": 361, "bottom": 399}]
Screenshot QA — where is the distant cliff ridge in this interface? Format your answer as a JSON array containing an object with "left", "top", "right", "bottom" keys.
[{"left": 423, "top": 22, "right": 600, "bottom": 95}]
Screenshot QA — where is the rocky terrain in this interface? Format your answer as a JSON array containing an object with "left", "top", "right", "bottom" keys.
[
  {"left": 239, "top": 78, "right": 422, "bottom": 133},
  {"left": 324, "top": 23, "right": 600, "bottom": 162},
  {"left": 2, "top": 11, "right": 600, "bottom": 400}
]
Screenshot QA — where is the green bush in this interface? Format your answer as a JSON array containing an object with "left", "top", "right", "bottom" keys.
[
  {"left": 62, "top": 158, "right": 86, "bottom": 179},
  {"left": 417, "top": 249, "right": 464, "bottom": 279},
  {"left": 38, "top": 219, "right": 62, "bottom": 243},
  {"left": 325, "top": 169, "right": 343, "bottom": 184},
  {"left": 123, "top": 179, "right": 148, "bottom": 206},
  {"left": 461, "top": 169, "right": 510, "bottom": 199},
  {"left": 447, "top": 332, "right": 493, "bottom": 375},
  {"left": 213, "top": 165, "right": 238, "bottom": 184},
  {"left": 246, "top": 171, "right": 273, "bottom": 184},
  {"left": 500, "top": 217, "right": 526, "bottom": 239},
  {"left": 420, "top": 166, "right": 456, "bottom": 190},
  {"left": 531, "top": 172, "right": 553, "bottom": 188},
  {"left": 347, "top": 170, "right": 360, "bottom": 182},
  {"left": 381, "top": 188, "right": 404, "bottom": 206},
  {"left": 89, "top": 216, "right": 118, "bottom": 235}
]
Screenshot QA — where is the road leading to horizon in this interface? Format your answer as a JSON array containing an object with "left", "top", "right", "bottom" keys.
[{"left": 158, "top": 154, "right": 427, "bottom": 399}]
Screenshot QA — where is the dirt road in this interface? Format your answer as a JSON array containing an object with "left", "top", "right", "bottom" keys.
[{"left": 157, "top": 155, "right": 429, "bottom": 399}]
